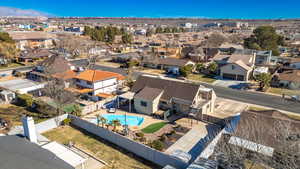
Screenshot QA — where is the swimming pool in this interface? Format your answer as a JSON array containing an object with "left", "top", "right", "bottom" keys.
[{"left": 90, "top": 114, "right": 144, "bottom": 126}]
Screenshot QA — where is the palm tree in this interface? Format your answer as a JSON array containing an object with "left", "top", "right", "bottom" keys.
[
  {"left": 112, "top": 120, "right": 121, "bottom": 132},
  {"left": 96, "top": 114, "right": 101, "bottom": 126},
  {"left": 100, "top": 117, "right": 107, "bottom": 128},
  {"left": 256, "top": 73, "right": 272, "bottom": 91}
]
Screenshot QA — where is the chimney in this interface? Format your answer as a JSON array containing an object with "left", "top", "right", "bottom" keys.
[{"left": 22, "top": 116, "right": 37, "bottom": 143}]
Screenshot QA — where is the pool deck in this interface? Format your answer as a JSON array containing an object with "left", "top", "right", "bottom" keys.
[
  {"left": 83, "top": 109, "right": 164, "bottom": 131},
  {"left": 165, "top": 121, "right": 208, "bottom": 154}
]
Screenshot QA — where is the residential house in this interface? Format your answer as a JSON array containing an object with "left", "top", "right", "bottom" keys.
[
  {"left": 27, "top": 54, "right": 75, "bottom": 82},
  {"left": 153, "top": 46, "right": 182, "bottom": 59},
  {"left": 142, "top": 58, "right": 195, "bottom": 75},
  {"left": 288, "top": 57, "right": 300, "bottom": 69},
  {"left": 131, "top": 75, "right": 216, "bottom": 116},
  {"left": 214, "top": 53, "right": 256, "bottom": 81},
  {"left": 72, "top": 69, "right": 125, "bottom": 101},
  {"left": 255, "top": 50, "right": 277, "bottom": 65},
  {"left": 219, "top": 109, "right": 300, "bottom": 166},
  {"left": 8, "top": 31, "right": 56, "bottom": 50},
  {"left": 272, "top": 70, "right": 300, "bottom": 89},
  {"left": 19, "top": 49, "right": 54, "bottom": 63},
  {"left": 112, "top": 52, "right": 141, "bottom": 63}
]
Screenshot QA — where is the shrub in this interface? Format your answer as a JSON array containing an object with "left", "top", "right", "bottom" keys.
[
  {"left": 139, "top": 137, "right": 146, "bottom": 142},
  {"left": 16, "top": 94, "right": 33, "bottom": 107},
  {"left": 136, "top": 132, "right": 144, "bottom": 137},
  {"left": 150, "top": 140, "right": 164, "bottom": 151},
  {"left": 159, "top": 134, "right": 167, "bottom": 142},
  {"left": 170, "top": 130, "right": 176, "bottom": 135},
  {"left": 62, "top": 118, "right": 72, "bottom": 126}
]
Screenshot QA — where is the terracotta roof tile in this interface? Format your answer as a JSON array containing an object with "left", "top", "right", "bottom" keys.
[{"left": 75, "top": 69, "right": 125, "bottom": 82}]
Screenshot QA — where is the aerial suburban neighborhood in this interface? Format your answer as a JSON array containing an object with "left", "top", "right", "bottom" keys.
[{"left": 0, "top": 1, "right": 299, "bottom": 169}]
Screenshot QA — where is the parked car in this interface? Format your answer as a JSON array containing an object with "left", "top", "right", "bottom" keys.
[
  {"left": 108, "top": 108, "right": 116, "bottom": 113},
  {"left": 291, "top": 95, "right": 300, "bottom": 102}
]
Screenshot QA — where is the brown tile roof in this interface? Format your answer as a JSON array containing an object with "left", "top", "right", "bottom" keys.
[
  {"left": 75, "top": 69, "right": 125, "bottom": 82},
  {"left": 278, "top": 70, "right": 300, "bottom": 83},
  {"left": 38, "top": 55, "right": 72, "bottom": 74},
  {"left": 214, "top": 53, "right": 254, "bottom": 67},
  {"left": 21, "top": 49, "right": 54, "bottom": 59},
  {"left": 131, "top": 75, "right": 200, "bottom": 102},
  {"left": 234, "top": 110, "right": 300, "bottom": 149},
  {"left": 134, "top": 86, "right": 164, "bottom": 101}
]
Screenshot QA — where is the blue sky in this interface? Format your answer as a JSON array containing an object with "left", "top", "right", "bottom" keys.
[{"left": 0, "top": 0, "right": 299, "bottom": 19}]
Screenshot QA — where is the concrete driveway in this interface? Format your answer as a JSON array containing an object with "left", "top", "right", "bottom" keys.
[{"left": 212, "top": 79, "right": 249, "bottom": 89}]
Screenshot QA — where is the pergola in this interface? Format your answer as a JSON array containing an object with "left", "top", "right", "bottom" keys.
[{"left": 117, "top": 92, "right": 135, "bottom": 112}]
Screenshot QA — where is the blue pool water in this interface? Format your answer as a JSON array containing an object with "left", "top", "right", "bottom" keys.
[{"left": 91, "top": 114, "right": 144, "bottom": 126}]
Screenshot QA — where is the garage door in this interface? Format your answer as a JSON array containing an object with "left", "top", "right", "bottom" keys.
[
  {"left": 237, "top": 75, "right": 245, "bottom": 81},
  {"left": 223, "top": 73, "right": 236, "bottom": 80},
  {"left": 223, "top": 73, "right": 245, "bottom": 81}
]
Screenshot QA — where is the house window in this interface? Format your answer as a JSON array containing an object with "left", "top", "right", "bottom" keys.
[
  {"left": 231, "top": 65, "right": 235, "bottom": 70},
  {"left": 87, "top": 81, "right": 93, "bottom": 85},
  {"left": 140, "top": 101, "right": 147, "bottom": 107},
  {"left": 76, "top": 79, "right": 80, "bottom": 83}
]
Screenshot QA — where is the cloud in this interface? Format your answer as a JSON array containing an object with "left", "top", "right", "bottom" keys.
[{"left": 0, "top": 6, "right": 51, "bottom": 17}]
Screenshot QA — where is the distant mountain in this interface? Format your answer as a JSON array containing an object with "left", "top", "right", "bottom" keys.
[{"left": 0, "top": 6, "right": 50, "bottom": 17}]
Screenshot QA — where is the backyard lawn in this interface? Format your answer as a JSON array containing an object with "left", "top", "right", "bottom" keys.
[
  {"left": 43, "top": 126, "right": 158, "bottom": 169},
  {"left": 187, "top": 73, "right": 216, "bottom": 83},
  {"left": 141, "top": 122, "right": 167, "bottom": 134}
]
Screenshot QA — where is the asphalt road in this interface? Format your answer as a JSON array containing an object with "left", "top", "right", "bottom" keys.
[
  {"left": 4, "top": 58, "right": 300, "bottom": 113},
  {"left": 198, "top": 83, "right": 300, "bottom": 113}
]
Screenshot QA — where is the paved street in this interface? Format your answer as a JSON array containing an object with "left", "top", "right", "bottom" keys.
[{"left": 200, "top": 83, "right": 300, "bottom": 113}]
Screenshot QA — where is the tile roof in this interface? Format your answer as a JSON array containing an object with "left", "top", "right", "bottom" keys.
[
  {"left": 75, "top": 69, "right": 125, "bottom": 82},
  {"left": 38, "top": 55, "right": 72, "bottom": 74},
  {"left": 235, "top": 110, "right": 300, "bottom": 149},
  {"left": 134, "top": 86, "right": 164, "bottom": 101},
  {"left": 20, "top": 49, "right": 54, "bottom": 59},
  {"left": 131, "top": 75, "right": 200, "bottom": 102},
  {"left": 52, "top": 70, "right": 77, "bottom": 80}
]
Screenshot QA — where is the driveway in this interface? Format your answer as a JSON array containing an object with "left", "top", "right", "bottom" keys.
[{"left": 212, "top": 79, "right": 249, "bottom": 90}]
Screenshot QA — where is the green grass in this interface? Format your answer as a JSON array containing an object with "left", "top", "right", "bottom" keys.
[
  {"left": 187, "top": 73, "right": 216, "bottom": 83},
  {"left": 141, "top": 122, "right": 167, "bottom": 133},
  {"left": 43, "top": 126, "right": 158, "bottom": 169},
  {"left": 48, "top": 102, "right": 78, "bottom": 113}
]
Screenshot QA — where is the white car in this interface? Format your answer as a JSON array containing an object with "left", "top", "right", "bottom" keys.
[
  {"left": 291, "top": 95, "right": 300, "bottom": 102},
  {"left": 108, "top": 108, "right": 116, "bottom": 113}
]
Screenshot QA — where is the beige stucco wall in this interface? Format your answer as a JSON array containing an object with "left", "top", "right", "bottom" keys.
[
  {"left": 134, "top": 92, "right": 163, "bottom": 115},
  {"left": 220, "top": 63, "right": 251, "bottom": 81}
]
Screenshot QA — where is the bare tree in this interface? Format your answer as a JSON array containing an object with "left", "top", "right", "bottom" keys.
[{"left": 43, "top": 62, "right": 77, "bottom": 125}]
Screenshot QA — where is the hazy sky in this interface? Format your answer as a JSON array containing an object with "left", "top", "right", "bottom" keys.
[{"left": 0, "top": 0, "right": 299, "bottom": 19}]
